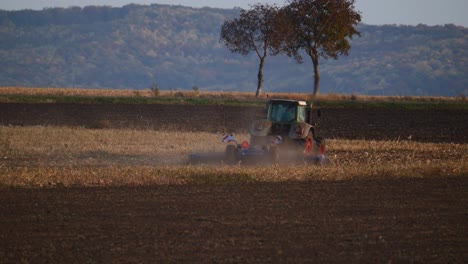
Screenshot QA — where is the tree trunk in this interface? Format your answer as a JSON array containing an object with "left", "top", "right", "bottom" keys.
[
  {"left": 256, "top": 57, "right": 266, "bottom": 98},
  {"left": 312, "top": 55, "right": 320, "bottom": 97}
]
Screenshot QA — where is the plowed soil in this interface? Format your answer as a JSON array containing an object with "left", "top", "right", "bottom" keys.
[
  {"left": 1, "top": 178, "right": 467, "bottom": 263},
  {"left": 1, "top": 103, "right": 467, "bottom": 262},
  {"left": 1, "top": 103, "right": 467, "bottom": 143}
]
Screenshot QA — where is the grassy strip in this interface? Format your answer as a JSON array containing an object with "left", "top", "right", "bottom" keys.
[
  {"left": 1, "top": 87, "right": 466, "bottom": 109},
  {"left": 0, "top": 94, "right": 263, "bottom": 107},
  {"left": 314, "top": 99, "right": 468, "bottom": 110},
  {"left": 1, "top": 93, "right": 467, "bottom": 110}
]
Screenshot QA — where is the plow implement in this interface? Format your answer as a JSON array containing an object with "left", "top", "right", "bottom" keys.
[{"left": 189, "top": 134, "right": 328, "bottom": 166}]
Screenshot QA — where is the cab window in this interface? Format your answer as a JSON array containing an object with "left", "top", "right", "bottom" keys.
[
  {"left": 268, "top": 102, "right": 297, "bottom": 123},
  {"left": 297, "top": 106, "right": 306, "bottom": 122}
]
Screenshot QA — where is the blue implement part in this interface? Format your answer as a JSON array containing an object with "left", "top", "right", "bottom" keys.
[{"left": 239, "top": 147, "right": 266, "bottom": 157}]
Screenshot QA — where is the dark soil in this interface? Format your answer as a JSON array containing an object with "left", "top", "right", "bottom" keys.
[
  {"left": 1, "top": 103, "right": 467, "bottom": 143},
  {"left": 1, "top": 177, "right": 467, "bottom": 263}
]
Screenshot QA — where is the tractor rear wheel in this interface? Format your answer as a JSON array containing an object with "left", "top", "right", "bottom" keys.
[
  {"left": 304, "top": 131, "right": 314, "bottom": 156},
  {"left": 315, "top": 136, "right": 326, "bottom": 155}
]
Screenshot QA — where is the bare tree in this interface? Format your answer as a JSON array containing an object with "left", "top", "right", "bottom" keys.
[
  {"left": 220, "top": 4, "right": 280, "bottom": 97},
  {"left": 280, "top": 0, "right": 361, "bottom": 96}
]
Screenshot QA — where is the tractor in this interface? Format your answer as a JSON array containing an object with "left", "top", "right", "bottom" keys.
[{"left": 223, "top": 99, "right": 325, "bottom": 164}]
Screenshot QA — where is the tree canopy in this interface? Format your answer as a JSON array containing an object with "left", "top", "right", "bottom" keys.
[
  {"left": 220, "top": 4, "right": 280, "bottom": 97},
  {"left": 280, "top": 0, "right": 362, "bottom": 96}
]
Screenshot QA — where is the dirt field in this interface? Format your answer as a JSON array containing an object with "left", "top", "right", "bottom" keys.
[
  {"left": 1, "top": 103, "right": 467, "bottom": 143},
  {"left": 1, "top": 178, "right": 467, "bottom": 263},
  {"left": 0, "top": 103, "right": 467, "bottom": 262}
]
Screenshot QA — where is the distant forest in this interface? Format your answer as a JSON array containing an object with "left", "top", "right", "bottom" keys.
[{"left": 0, "top": 4, "right": 466, "bottom": 96}]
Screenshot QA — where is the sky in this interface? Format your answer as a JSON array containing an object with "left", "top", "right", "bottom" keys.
[{"left": 0, "top": 0, "right": 467, "bottom": 27}]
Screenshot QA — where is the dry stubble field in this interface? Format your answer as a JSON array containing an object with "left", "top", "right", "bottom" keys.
[
  {"left": 0, "top": 125, "right": 467, "bottom": 262},
  {"left": 1, "top": 126, "right": 467, "bottom": 186}
]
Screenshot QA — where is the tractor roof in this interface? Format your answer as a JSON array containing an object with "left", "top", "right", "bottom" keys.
[{"left": 268, "top": 99, "right": 307, "bottom": 106}]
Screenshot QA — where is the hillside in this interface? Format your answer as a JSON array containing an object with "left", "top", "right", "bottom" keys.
[{"left": 0, "top": 4, "right": 466, "bottom": 96}]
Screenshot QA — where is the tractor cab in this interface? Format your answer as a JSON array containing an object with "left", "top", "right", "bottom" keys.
[
  {"left": 249, "top": 99, "right": 318, "bottom": 143},
  {"left": 267, "top": 100, "right": 308, "bottom": 124}
]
